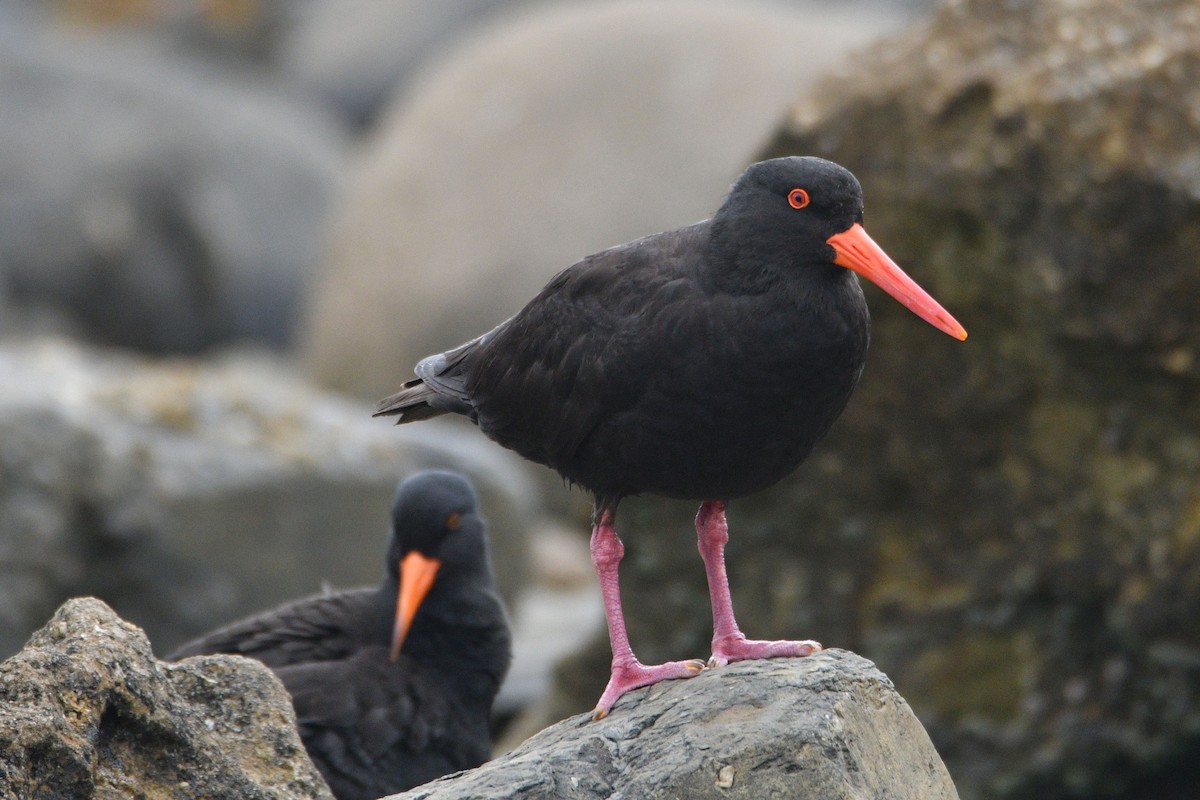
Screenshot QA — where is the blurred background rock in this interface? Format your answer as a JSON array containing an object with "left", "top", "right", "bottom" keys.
[{"left": 3, "top": 1, "right": 1198, "bottom": 799}]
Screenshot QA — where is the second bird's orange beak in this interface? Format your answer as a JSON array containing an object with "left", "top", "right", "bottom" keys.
[
  {"left": 390, "top": 551, "right": 442, "bottom": 661},
  {"left": 827, "top": 222, "right": 967, "bottom": 341}
]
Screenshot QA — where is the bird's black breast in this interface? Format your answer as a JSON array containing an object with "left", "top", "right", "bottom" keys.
[
  {"left": 283, "top": 645, "right": 493, "bottom": 800},
  {"left": 464, "top": 225, "right": 871, "bottom": 504},
  {"left": 577, "top": 273, "right": 869, "bottom": 502}
]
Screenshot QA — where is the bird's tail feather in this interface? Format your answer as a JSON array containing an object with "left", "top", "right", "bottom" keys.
[{"left": 373, "top": 379, "right": 448, "bottom": 423}]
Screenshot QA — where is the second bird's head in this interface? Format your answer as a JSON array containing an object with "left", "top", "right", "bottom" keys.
[{"left": 386, "top": 470, "right": 488, "bottom": 660}]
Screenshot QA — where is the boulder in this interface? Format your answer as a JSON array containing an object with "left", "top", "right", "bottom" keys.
[
  {"left": 0, "top": 597, "right": 333, "bottom": 799},
  {"left": 0, "top": 337, "right": 534, "bottom": 659},
  {"left": 301, "top": 0, "right": 911, "bottom": 399},
  {"left": 544, "top": 1, "right": 1200, "bottom": 799},
  {"left": 391, "top": 650, "right": 958, "bottom": 800},
  {"left": 276, "top": 0, "right": 517, "bottom": 129},
  {"left": 0, "top": 25, "right": 346, "bottom": 353}
]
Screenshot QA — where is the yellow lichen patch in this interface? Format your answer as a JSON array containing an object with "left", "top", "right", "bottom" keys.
[
  {"left": 1052, "top": 534, "right": 1082, "bottom": 561},
  {"left": 1117, "top": 572, "right": 1152, "bottom": 607},
  {"left": 862, "top": 530, "right": 973, "bottom": 618},
  {"left": 1000, "top": 454, "right": 1033, "bottom": 498},
  {"left": 902, "top": 632, "right": 1035, "bottom": 724},
  {"left": 52, "top": 0, "right": 155, "bottom": 27},
  {"left": 1160, "top": 346, "right": 1194, "bottom": 375},
  {"left": 1173, "top": 490, "right": 1200, "bottom": 556},
  {"left": 1091, "top": 452, "right": 1158, "bottom": 518},
  {"left": 92, "top": 365, "right": 204, "bottom": 433},
  {"left": 1027, "top": 400, "right": 1101, "bottom": 474},
  {"left": 202, "top": 0, "right": 261, "bottom": 32}
]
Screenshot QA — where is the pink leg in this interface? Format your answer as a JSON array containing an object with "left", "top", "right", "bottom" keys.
[
  {"left": 696, "top": 500, "right": 821, "bottom": 668},
  {"left": 590, "top": 509, "right": 704, "bottom": 719}
]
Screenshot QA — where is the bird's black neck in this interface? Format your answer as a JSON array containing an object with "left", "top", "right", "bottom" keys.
[
  {"left": 703, "top": 215, "right": 843, "bottom": 297},
  {"left": 379, "top": 578, "right": 511, "bottom": 706}
]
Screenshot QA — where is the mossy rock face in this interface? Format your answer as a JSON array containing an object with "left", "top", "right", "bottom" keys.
[{"left": 550, "top": 2, "right": 1200, "bottom": 799}]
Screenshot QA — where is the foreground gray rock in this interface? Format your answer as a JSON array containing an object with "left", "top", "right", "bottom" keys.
[
  {"left": 0, "top": 337, "right": 534, "bottom": 658},
  {"left": 0, "top": 597, "right": 332, "bottom": 799},
  {"left": 392, "top": 650, "right": 958, "bottom": 800}
]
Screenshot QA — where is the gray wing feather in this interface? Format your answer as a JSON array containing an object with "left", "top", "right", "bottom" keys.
[{"left": 374, "top": 322, "right": 508, "bottom": 422}]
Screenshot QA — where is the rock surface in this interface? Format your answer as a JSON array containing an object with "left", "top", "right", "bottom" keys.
[
  {"left": 0, "top": 597, "right": 333, "bottom": 799},
  {"left": 546, "top": 2, "right": 1200, "bottom": 799},
  {"left": 390, "top": 649, "right": 957, "bottom": 800},
  {"left": 0, "top": 337, "right": 534, "bottom": 659},
  {"left": 302, "top": 0, "right": 911, "bottom": 398}
]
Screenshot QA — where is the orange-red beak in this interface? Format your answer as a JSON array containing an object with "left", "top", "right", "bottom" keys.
[
  {"left": 390, "top": 551, "right": 442, "bottom": 661},
  {"left": 827, "top": 223, "right": 967, "bottom": 341}
]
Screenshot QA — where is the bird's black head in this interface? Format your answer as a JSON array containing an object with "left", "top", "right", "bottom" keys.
[
  {"left": 708, "top": 157, "right": 968, "bottom": 340},
  {"left": 387, "top": 470, "right": 483, "bottom": 567},
  {"left": 710, "top": 156, "right": 865, "bottom": 272},
  {"left": 386, "top": 470, "right": 500, "bottom": 661}
]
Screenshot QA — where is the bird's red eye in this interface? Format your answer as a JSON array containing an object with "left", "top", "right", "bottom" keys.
[
  {"left": 446, "top": 512, "right": 461, "bottom": 530},
  {"left": 787, "top": 188, "right": 810, "bottom": 210}
]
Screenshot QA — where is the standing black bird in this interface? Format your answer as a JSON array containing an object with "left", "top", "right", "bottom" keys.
[
  {"left": 170, "top": 471, "right": 511, "bottom": 799},
  {"left": 374, "top": 157, "right": 966, "bottom": 719}
]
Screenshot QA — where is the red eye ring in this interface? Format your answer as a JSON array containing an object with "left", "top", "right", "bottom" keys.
[
  {"left": 787, "top": 188, "right": 810, "bottom": 210},
  {"left": 446, "top": 512, "right": 461, "bottom": 530}
]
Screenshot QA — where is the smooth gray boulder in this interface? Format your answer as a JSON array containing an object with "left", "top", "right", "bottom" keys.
[
  {"left": 0, "top": 27, "right": 346, "bottom": 352},
  {"left": 0, "top": 597, "right": 333, "bottom": 799},
  {"left": 391, "top": 650, "right": 958, "bottom": 800},
  {"left": 276, "top": 0, "right": 515, "bottom": 129}
]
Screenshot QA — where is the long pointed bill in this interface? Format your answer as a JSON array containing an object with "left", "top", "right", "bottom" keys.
[
  {"left": 827, "top": 223, "right": 967, "bottom": 341},
  {"left": 390, "top": 551, "right": 442, "bottom": 661}
]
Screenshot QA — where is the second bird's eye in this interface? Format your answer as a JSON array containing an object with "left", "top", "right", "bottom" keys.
[
  {"left": 787, "top": 188, "right": 810, "bottom": 209},
  {"left": 446, "top": 512, "right": 461, "bottom": 530}
]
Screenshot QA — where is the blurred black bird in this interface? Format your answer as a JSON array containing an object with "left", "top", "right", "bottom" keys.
[
  {"left": 374, "top": 156, "right": 966, "bottom": 718},
  {"left": 170, "top": 470, "right": 511, "bottom": 799}
]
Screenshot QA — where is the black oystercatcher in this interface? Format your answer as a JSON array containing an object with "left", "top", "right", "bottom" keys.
[
  {"left": 170, "top": 471, "right": 511, "bottom": 799},
  {"left": 374, "top": 156, "right": 966, "bottom": 718}
]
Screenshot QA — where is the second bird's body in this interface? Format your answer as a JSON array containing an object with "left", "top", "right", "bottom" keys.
[{"left": 171, "top": 472, "right": 511, "bottom": 799}]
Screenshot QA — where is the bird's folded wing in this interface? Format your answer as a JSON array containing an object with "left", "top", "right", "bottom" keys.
[{"left": 167, "top": 589, "right": 373, "bottom": 666}]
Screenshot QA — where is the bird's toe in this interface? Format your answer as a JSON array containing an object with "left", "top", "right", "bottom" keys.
[
  {"left": 591, "top": 657, "right": 706, "bottom": 719},
  {"left": 709, "top": 635, "right": 822, "bottom": 666}
]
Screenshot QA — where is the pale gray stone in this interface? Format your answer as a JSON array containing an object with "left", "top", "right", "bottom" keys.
[{"left": 390, "top": 650, "right": 959, "bottom": 800}]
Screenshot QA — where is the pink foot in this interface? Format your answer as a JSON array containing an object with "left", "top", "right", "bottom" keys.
[
  {"left": 592, "top": 657, "right": 705, "bottom": 720},
  {"left": 695, "top": 501, "right": 823, "bottom": 669},
  {"left": 589, "top": 510, "right": 705, "bottom": 720},
  {"left": 708, "top": 633, "right": 822, "bottom": 669}
]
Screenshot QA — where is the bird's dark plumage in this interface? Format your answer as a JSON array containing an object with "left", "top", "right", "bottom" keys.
[
  {"left": 170, "top": 471, "right": 511, "bottom": 799},
  {"left": 375, "top": 156, "right": 965, "bottom": 717}
]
